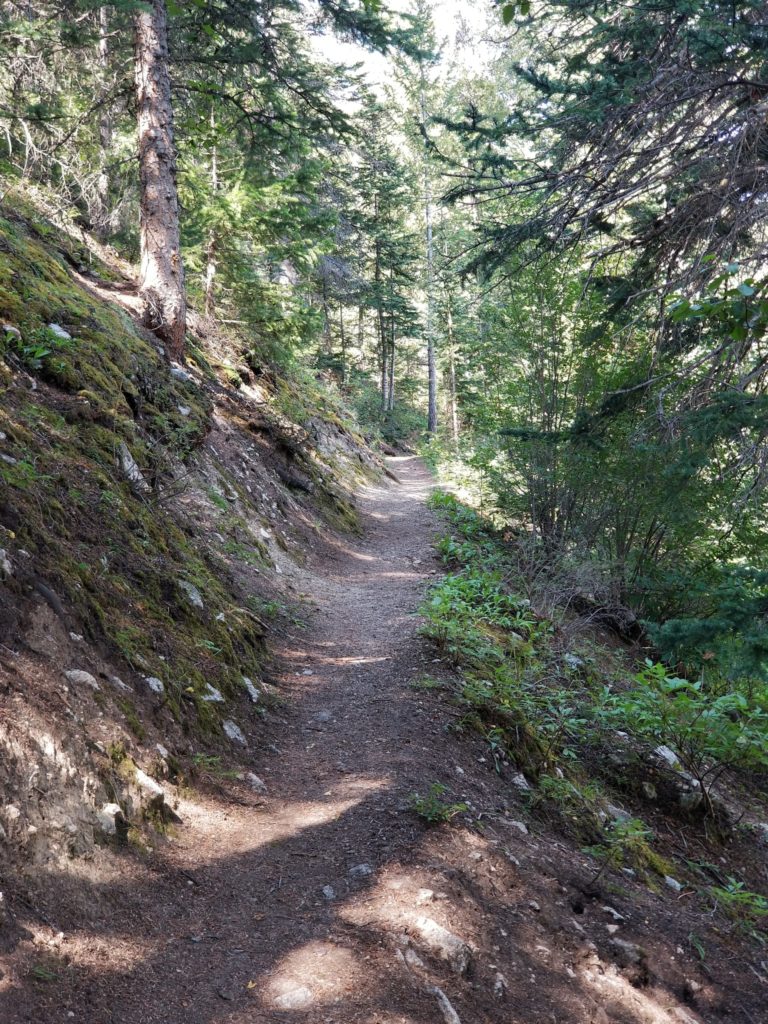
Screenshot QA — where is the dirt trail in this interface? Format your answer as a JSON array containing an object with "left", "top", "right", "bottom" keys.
[{"left": 6, "top": 457, "right": 751, "bottom": 1024}]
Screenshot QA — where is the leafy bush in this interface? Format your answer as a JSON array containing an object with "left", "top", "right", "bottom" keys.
[{"left": 598, "top": 661, "right": 768, "bottom": 800}]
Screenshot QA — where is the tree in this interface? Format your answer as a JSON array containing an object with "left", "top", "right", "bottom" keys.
[{"left": 134, "top": 0, "right": 186, "bottom": 359}]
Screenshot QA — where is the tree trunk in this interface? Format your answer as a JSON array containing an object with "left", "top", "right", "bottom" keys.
[
  {"left": 420, "top": 74, "right": 437, "bottom": 433},
  {"left": 339, "top": 304, "right": 346, "bottom": 382},
  {"left": 134, "top": 0, "right": 186, "bottom": 360},
  {"left": 94, "top": 7, "right": 112, "bottom": 241},
  {"left": 446, "top": 299, "right": 459, "bottom": 445},
  {"left": 204, "top": 107, "right": 218, "bottom": 317}
]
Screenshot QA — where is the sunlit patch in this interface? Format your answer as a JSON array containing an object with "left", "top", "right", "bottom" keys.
[
  {"left": 264, "top": 940, "right": 362, "bottom": 1011},
  {"left": 580, "top": 960, "right": 701, "bottom": 1024}
]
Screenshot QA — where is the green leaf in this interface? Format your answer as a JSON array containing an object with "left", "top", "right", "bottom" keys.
[{"left": 502, "top": 4, "right": 516, "bottom": 25}]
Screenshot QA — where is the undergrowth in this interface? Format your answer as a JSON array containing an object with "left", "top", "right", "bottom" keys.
[{"left": 421, "top": 489, "right": 768, "bottom": 898}]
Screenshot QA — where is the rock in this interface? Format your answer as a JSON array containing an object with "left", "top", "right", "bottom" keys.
[
  {"left": 507, "top": 820, "right": 529, "bottom": 835},
  {"left": 602, "top": 905, "right": 625, "bottom": 922},
  {"left": 118, "top": 442, "right": 150, "bottom": 494},
  {"left": 272, "top": 983, "right": 312, "bottom": 1011},
  {"left": 156, "top": 743, "right": 169, "bottom": 759},
  {"left": 321, "top": 885, "right": 336, "bottom": 901},
  {"left": 564, "top": 653, "right": 585, "bottom": 670},
  {"left": 0, "top": 548, "right": 12, "bottom": 579},
  {"left": 178, "top": 580, "right": 204, "bottom": 610},
  {"left": 96, "top": 802, "right": 124, "bottom": 836},
  {"left": 493, "top": 972, "right": 508, "bottom": 999},
  {"left": 170, "top": 365, "right": 193, "bottom": 383},
  {"left": 144, "top": 675, "right": 165, "bottom": 695},
  {"left": 2, "top": 323, "right": 21, "bottom": 341},
  {"left": 654, "top": 744, "right": 681, "bottom": 769},
  {"left": 313, "top": 710, "right": 332, "bottom": 724},
  {"left": 610, "top": 938, "right": 646, "bottom": 967},
  {"left": 664, "top": 875, "right": 683, "bottom": 893},
  {"left": 47, "top": 323, "right": 71, "bottom": 340},
  {"left": 528, "top": 900, "right": 541, "bottom": 912},
  {"left": 430, "top": 986, "right": 462, "bottom": 1024},
  {"left": 201, "top": 683, "right": 224, "bottom": 703},
  {"left": 755, "top": 823, "right": 768, "bottom": 843},
  {"left": 134, "top": 769, "right": 165, "bottom": 803},
  {"left": 245, "top": 772, "right": 267, "bottom": 794},
  {"left": 416, "top": 888, "right": 435, "bottom": 905},
  {"left": 64, "top": 669, "right": 100, "bottom": 690},
  {"left": 510, "top": 772, "right": 531, "bottom": 791},
  {"left": 69, "top": 632, "right": 84, "bottom": 642},
  {"left": 408, "top": 916, "right": 471, "bottom": 974},
  {"left": 177, "top": 405, "right": 191, "bottom": 416},
  {"left": 223, "top": 719, "right": 246, "bottom": 745},
  {"left": 349, "top": 863, "right": 373, "bottom": 880},
  {"left": 242, "top": 676, "right": 260, "bottom": 703},
  {"left": 109, "top": 675, "right": 131, "bottom": 692},
  {"left": 606, "top": 803, "right": 631, "bottom": 822},
  {"left": 0, "top": 454, "right": 16, "bottom": 465}
]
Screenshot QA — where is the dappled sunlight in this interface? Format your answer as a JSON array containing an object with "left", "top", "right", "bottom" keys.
[
  {"left": 263, "top": 940, "right": 363, "bottom": 1012},
  {"left": 579, "top": 960, "right": 702, "bottom": 1024}
]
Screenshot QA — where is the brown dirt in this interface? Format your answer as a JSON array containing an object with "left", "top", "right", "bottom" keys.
[{"left": 1, "top": 456, "right": 765, "bottom": 1023}]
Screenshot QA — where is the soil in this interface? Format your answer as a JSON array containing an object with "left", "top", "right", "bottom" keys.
[{"left": 1, "top": 456, "right": 766, "bottom": 1024}]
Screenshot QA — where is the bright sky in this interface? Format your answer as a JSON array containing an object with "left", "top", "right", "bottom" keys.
[{"left": 309, "top": 0, "right": 496, "bottom": 91}]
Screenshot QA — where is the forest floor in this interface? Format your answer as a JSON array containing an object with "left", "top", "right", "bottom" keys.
[{"left": 3, "top": 457, "right": 764, "bottom": 1024}]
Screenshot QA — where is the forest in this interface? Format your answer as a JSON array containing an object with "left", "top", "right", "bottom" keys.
[{"left": 1, "top": 1, "right": 768, "bottom": 1022}]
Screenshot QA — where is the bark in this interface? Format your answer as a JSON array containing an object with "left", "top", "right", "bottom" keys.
[
  {"left": 446, "top": 299, "right": 459, "bottom": 445},
  {"left": 339, "top": 304, "right": 346, "bottom": 382},
  {"left": 94, "top": 7, "right": 112, "bottom": 241},
  {"left": 134, "top": 0, "right": 186, "bottom": 360},
  {"left": 420, "top": 75, "right": 437, "bottom": 433},
  {"left": 204, "top": 107, "right": 218, "bottom": 317}
]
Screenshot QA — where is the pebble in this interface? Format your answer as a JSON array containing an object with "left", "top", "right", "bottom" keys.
[
  {"left": 47, "top": 322, "right": 71, "bottom": 339},
  {"left": 144, "top": 676, "right": 165, "bottom": 695},
  {"left": 321, "top": 885, "right": 336, "bottom": 901},
  {"left": 510, "top": 772, "right": 532, "bottom": 791},
  {"left": 665, "top": 875, "right": 683, "bottom": 893},
  {"left": 244, "top": 772, "right": 267, "bottom": 794}
]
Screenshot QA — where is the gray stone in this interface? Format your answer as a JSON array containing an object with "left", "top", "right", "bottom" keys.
[
  {"left": 564, "top": 653, "right": 585, "bottom": 670},
  {"left": 273, "top": 983, "right": 313, "bottom": 1011},
  {"left": 135, "top": 769, "right": 164, "bottom": 801},
  {"left": 654, "top": 744, "right": 681, "bottom": 769},
  {"left": 109, "top": 675, "right": 131, "bottom": 692},
  {"left": 64, "top": 669, "right": 100, "bottom": 690},
  {"left": 118, "top": 442, "right": 150, "bottom": 494},
  {"left": 0, "top": 549, "right": 12, "bottom": 579},
  {"left": 242, "top": 676, "right": 260, "bottom": 703},
  {"left": 47, "top": 323, "right": 71, "bottom": 340},
  {"left": 201, "top": 683, "right": 224, "bottom": 703},
  {"left": 321, "top": 885, "right": 336, "bottom": 901},
  {"left": 507, "top": 820, "right": 529, "bottom": 835},
  {"left": 170, "top": 365, "right": 193, "bottom": 383},
  {"left": 178, "top": 580, "right": 204, "bottom": 610},
  {"left": 144, "top": 675, "right": 165, "bottom": 695},
  {"left": 510, "top": 772, "right": 531, "bottom": 791},
  {"left": 610, "top": 938, "right": 646, "bottom": 967},
  {"left": 177, "top": 405, "right": 191, "bottom": 416},
  {"left": 349, "top": 862, "right": 373, "bottom": 879},
  {"left": 223, "top": 719, "right": 246, "bottom": 745},
  {"left": 3, "top": 324, "right": 21, "bottom": 341},
  {"left": 245, "top": 772, "right": 267, "bottom": 794},
  {"left": 408, "top": 915, "right": 471, "bottom": 974},
  {"left": 664, "top": 875, "right": 683, "bottom": 893}
]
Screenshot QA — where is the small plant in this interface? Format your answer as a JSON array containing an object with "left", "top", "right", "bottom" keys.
[
  {"left": 709, "top": 877, "right": 768, "bottom": 942},
  {"left": 583, "top": 817, "right": 655, "bottom": 884},
  {"left": 409, "top": 783, "right": 468, "bottom": 824}
]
